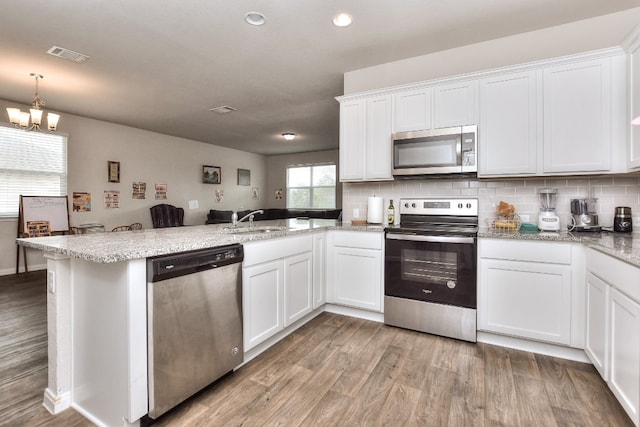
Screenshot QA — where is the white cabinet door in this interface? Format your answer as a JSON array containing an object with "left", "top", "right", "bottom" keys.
[
  {"left": 393, "top": 88, "right": 432, "bottom": 132},
  {"left": 479, "top": 259, "right": 571, "bottom": 345},
  {"left": 609, "top": 287, "right": 640, "bottom": 425},
  {"left": 312, "top": 232, "right": 326, "bottom": 309},
  {"left": 331, "top": 247, "right": 382, "bottom": 312},
  {"left": 478, "top": 71, "right": 538, "bottom": 176},
  {"left": 284, "top": 252, "right": 313, "bottom": 326},
  {"left": 339, "top": 99, "right": 365, "bottom": 181},
  {"left": 243, "top": 260, "right": 284, "bottom": 351},
  {"left": 433, "top": 80, "right": 477, "bottom": 128},
  {"left": 628, "top": 31, "right": 640, "bottom": 169},
  {"left": 543, "top": 59, "right": 611, "bottom": 173},
  {"left": 585, "top": 272, "right": 609, "bottom": 379},
  {"left": 365, "top": 95, "right": 393, "bottom": 180}
]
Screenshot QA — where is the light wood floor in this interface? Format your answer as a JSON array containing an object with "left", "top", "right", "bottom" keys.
[{"left": 1, "top": 271, "right": 633, "bottom": 426}]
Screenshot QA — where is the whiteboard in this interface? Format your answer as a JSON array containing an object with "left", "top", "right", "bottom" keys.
[{"left": 20, "top": 196, "right": 69, "bottom": 234}]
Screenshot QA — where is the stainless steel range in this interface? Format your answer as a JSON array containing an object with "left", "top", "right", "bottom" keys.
[{"left": 384, "top": 198, "right": 478, "bottom": 342}]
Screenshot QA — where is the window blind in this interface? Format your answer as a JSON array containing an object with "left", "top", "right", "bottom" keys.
[{"left": 0, "top": 124, "right": 67, "bottom": 217}]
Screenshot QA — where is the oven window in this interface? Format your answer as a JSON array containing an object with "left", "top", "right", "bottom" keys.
[{"left": 401, "top": 249, "right": 457, "bottom": 285}]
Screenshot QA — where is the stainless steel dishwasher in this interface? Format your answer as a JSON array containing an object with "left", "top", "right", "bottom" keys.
[{"left": 146, "top": 244, "right": 244, "bottom": 419}]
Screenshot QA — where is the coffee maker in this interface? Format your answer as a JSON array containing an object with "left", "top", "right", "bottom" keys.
[{"left": 569, "top": 198, "right": 601, "bottom": 232}]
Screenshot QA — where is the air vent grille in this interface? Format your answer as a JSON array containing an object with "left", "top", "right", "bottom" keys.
[
  {"left": 210, "top": 106, "right": 237, "bottom": 114},
  {"left": 47, "top": 46, "right": 90, "bottom": 63}
]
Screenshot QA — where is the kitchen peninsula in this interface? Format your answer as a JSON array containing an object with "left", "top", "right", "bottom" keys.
[{"left": 16, "top": 219, "right": 383, "bottom": 426}]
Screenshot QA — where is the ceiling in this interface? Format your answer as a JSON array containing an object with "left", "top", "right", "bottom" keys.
[{"left": 1, "top": 1, "right": 639, "bottom": 156}]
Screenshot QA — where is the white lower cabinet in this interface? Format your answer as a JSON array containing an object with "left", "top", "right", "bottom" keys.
[
  {"left": 242, "top": 235, "right": 313, "bottom": 351},
  {"left": 312, "top": 232, "right": 326, "bottom": 309},
  {"left": 586, "top": 248, "right": 640, "bottom": 426},
  {"left": 585, "top": 272, "right": 609, "bottom": 379},
  {"left": 327, "top": 230, "right": 384, "bottom": 312},
  {"left": 478, "top": 239, "right": 583, "bottom": 347},
  {"left": 610, "top": 287, "right": 640, "bottom": 424}
]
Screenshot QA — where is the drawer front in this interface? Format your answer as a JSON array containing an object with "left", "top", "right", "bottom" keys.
[
  {"left": 587, "top": 248, "right": 640, "bottom": 304},
  {"left": 480, "top": 238, "right": 571, "bottom": 265},
  {"left": 332, "top": 230, "right": 383, "bottom": 250},
  {"left": 243, "top": 234, "right": 313, "bottom": 267}
]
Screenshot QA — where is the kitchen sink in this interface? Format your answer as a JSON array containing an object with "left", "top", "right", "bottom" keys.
[{"left": 222, "top": 226, "right": 289, "bottom": 234}]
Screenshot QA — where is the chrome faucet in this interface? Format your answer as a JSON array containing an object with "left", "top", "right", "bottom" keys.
[{"left": 231, "top": 209, "right": 264, "bottom": 227}]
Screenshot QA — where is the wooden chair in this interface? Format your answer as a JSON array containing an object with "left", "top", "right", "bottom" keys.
[
  {"left": 111, "top": 225, "right": 132, "bottom": 232},
  {"left": 129, "top": 222, "right": 143, "bottom": 230}
]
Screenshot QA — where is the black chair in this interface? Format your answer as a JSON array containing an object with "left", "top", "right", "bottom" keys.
[{"left": 150, "top": 204, "right": 184, "bottom": 228}]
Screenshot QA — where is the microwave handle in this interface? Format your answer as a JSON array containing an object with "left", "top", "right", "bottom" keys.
[{"left": 456, "top": 133, "right": 462, "bottom": 166}]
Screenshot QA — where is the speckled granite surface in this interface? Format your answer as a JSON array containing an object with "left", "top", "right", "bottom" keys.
[
  {"left": 16, "top": 219, "right": 384, "bottom": 263},
  {"left": 480, "top": 228, "right": 640, "bottom": 268}
]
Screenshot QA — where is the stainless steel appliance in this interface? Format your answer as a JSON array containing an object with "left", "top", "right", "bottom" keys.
[
  {"left": 569, "top": 198, "right": 601, "bottom": 232},
  {"left": 147, "top": 244, "right": 244, "bottom": 419},
  {"left": 614, "top": 206, "right": 633, "bottom": 233},
  {"left": 392, "top": 125, "right": 477, "bottom": 177},
  {"left": 384, "top": 198, "right": 478, "bottom": 342}
]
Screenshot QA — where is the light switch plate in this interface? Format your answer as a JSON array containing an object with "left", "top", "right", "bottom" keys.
[{"left": 188, "top": 200, "right": 199, "bottom": 209}]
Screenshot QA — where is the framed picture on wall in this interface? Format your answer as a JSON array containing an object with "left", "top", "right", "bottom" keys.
[
  {"left": 237, "top": 168, "right": 250, "bottom": 186},
  {"left": 108, "top": 161, "right": 120, "bottom": 183},
  {"left": 203, "top": 165, "right": 221, "bottom": 184}
]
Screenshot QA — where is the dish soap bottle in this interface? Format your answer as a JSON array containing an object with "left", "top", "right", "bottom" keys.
[{"left": 387, "top": 200, "right": 395, "bottom": 225}]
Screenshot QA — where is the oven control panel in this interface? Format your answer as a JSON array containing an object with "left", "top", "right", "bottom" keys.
[{"left": 399, "top": 198, "right": 478, "bottom": 216}]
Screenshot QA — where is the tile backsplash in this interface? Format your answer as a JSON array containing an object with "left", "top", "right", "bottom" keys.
[{"left": 342, "top": 175, "right": 640, "bottom": 231}]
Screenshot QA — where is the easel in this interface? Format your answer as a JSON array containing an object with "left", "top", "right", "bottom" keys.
[{"left": 16, "top": 195, "right": 70, "bottom": 274}]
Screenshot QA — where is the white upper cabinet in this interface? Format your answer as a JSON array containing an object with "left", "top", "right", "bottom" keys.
[
  {"left": 433, "top": 80, "right": 478, "bottom": 128},
  {"left": 339, "top": 99, "right": 365, "bottom": 181},
  {"left": 392, "top": 88, "right": 432, "bottom": 133},
  {"left": 479, "top": 71, "right": 538, "bottom": 176},
  {"left": 625, "top": 27, "right": 640, "bottom": 169},
  {"left": 339, "top": 95, "right": 393, "bottom": 182},
  {"left": 543, "top": 58, "right": 612, "bottom": 173},
  {"left": 365, "top": 95, "right": 393, "bottom": 180}
]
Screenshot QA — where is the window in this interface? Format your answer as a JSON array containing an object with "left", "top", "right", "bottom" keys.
[
  {"left": 286, "top": 164, "right": 336, "bottom": 209},
  {"left": 0, "top": 124, "right": 67, "bottom": 217}
]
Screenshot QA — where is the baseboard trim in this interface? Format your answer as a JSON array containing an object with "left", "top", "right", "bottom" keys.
[
  {"left": 0, "top": 263, "right": 47, "bottom": 276},
  {"left": 477, "top": 331, "right": 590, "bottom": 363},
  {"left": 43, "top": 387, "right": 71, "bottom": 414}
]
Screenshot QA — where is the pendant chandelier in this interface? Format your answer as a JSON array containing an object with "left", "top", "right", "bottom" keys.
[{"left": 6, "top": 73, "right": 60, "bottom": 132}]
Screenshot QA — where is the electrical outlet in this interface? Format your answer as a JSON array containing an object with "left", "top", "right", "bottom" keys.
[
  {"left": 519, "top": 214, "right": 530, "bottom": 222},
  {"left": 47, "top": 271, "right": 55, "bottom": 294},
  {"left": 353, "top": 208, "right": 360, "bottom": 218}
]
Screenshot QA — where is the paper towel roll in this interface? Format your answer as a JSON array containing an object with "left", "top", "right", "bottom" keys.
[{"left": 367, "top": 196, "right": 384, "bottom": 224}]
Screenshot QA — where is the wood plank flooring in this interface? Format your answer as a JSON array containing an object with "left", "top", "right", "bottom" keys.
[{"left": 1, "top": 271, "right": 633, "bottom": 426}]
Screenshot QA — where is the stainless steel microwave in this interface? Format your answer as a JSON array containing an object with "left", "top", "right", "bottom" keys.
[{"left": 392, "top": 125, "right": 477, "bottom": 177}]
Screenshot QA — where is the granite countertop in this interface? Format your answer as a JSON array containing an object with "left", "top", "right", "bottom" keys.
[
  {"left": 480, "top": 228, "right": 640, "bottom": 267},
  {"left": 16, "top": 219, "right": 384, "bottom": 263}
]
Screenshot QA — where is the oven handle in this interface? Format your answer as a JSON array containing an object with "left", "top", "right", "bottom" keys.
[{"left": 386, "top": 233, "right": 475, "bottom": 244}]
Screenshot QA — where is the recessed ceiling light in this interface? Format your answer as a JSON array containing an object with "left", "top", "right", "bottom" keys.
[
  {"left": 210, "top": 105, "right": 237, "bottom": 114},
  {"left": 332, "top": 13, "right": 352, "bottom": 27},
  {"left": 245, "top": 11, "right": 266, "bottom": 26},
  {"left": 282, "top": 132, "right": 295, "bottom": 141}
]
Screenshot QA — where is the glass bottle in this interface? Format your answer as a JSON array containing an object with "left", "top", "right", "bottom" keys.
[{"left": 387, "top": 199, "right": 395, "bottom": 225}]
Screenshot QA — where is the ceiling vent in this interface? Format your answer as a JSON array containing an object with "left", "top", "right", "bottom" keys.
[
  {"left": 210, "top": 105, "right": 237, "bottom": 114},
  {"left": 47, "top": 46, "right": 90, "bottom": 63}
]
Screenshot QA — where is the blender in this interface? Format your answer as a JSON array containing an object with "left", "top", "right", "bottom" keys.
[{"left": 538, "top": 188, "right": 560, "bottom": 231}]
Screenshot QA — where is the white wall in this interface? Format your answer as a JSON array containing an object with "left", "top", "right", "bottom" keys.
[
  {"left": 344, "top": 8, "right": 640, "bottom": 94},
  {"left": 265, "top": 150, "right": 342, "bottom": 209},
  {"left": 1, "top": 99, "right": 266, "bottom": 275}
]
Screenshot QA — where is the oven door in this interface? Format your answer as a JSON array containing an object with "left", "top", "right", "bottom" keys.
[{"left": 385, "top": 233, "right": 476, "bottom": 309}]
